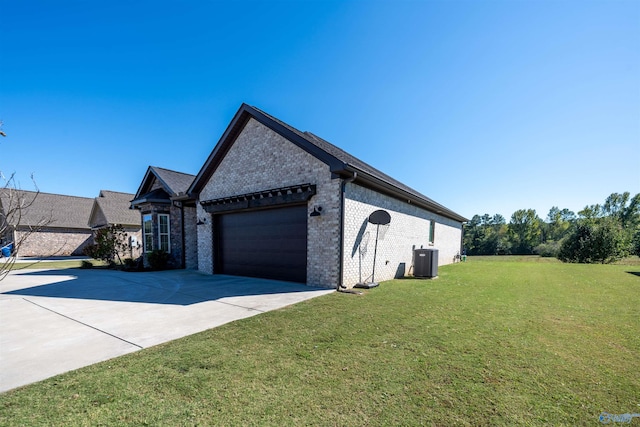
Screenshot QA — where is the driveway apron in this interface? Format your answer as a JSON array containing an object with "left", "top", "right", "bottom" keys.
[{"left": 0, "top": 268, "right": 333, "bottom": 393}]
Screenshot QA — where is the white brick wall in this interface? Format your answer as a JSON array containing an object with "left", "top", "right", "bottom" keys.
[
  {"left": 193, "top": 117, "right": 463, "bottom": 289},
  {"left": 197, "top": 118, "right": 342, "bottom": 288},
  {"left": 342, "top": 183, "right": 462, "bottom": 287}
]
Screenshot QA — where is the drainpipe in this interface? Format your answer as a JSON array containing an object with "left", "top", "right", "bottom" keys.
[
  {"left": 338, "top": 171, "right": 357, "bottom": 290},
  {"left": 180, "top": 202, "right": 186, "bottom": 269}
]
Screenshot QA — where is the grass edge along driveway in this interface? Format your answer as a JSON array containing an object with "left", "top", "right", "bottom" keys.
[{"left": 1, "top": 257, "right": 638, "bottom": 426}]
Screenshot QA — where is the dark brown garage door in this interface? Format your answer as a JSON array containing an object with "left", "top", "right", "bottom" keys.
[{"left": 215, "top": 205, "right": 307, "bottom": 283}]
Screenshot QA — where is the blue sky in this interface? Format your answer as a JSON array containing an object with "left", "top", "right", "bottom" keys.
[{"left": 1, "top": 0, "right": 638, "bottom": 220}]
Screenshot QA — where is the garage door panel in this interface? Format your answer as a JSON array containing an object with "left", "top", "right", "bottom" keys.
[{"left": 216, "top": 205, "right": 307, "bottom": 283}]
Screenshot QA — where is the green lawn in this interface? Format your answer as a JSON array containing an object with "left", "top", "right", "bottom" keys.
[
  {"left": 1, "top": 258, "right": 638, "bottom": 426},
  {"left": 4, "top": 259, "right": 109, "bottom": 270}
]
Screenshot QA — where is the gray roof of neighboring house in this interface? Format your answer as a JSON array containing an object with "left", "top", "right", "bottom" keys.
[
  {"left": 131, "top": 167, "right": 196, "bottom": 208},
  {"left": 189, "top": 104, "right": 468, "bottom": 223},
  {"left": 90, "top": 190, "right": 140, "bottom": 228},
  {"left": 0, "top": 189, "right": 94, "bottom": 229}
]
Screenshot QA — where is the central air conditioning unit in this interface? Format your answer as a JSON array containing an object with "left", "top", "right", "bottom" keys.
[{"left": 414, "top": 248, "right": 438, "bottom": 278}]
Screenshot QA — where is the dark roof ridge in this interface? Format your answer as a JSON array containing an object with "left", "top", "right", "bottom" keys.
[
  {"left": 0, "top": 188, "right": 93, "bottom": 201},
  {"left": 188, "top": 103, "right": 467, "bottom": 222},
  {"left": 150, "top": 165, "right": 196, "bottom": 177},
  {"left": 99, "top": 189, "right": 135, "bottom": 195},
  {"left": 248, "top": 106, "right": 466, "bottom": 222}
]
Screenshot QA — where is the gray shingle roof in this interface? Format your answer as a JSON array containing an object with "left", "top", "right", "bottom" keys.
[
  {"left": 131, "top": 167, "right": 196, "bottom": 209},
  {"left": 0, "top": 189, "right": 94, "bottom": 229},
  {"left": 91, "top": 190, "right": 140, "bottom": 227},
  {"left": 150, "top": 167, "right": 195, "bottom": 196}
]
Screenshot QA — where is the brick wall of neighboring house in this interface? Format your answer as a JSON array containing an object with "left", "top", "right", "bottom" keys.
[
  {"left": 121, "top": 226, "right": 143, "bottom": 260},
  {"left": 197, "top": 117, "right": 342, "bottom": 288},
  {"left": 342, "top": 183, "right": 463, "bottom": 287},
  {"left": 14, "top": 227, "right": 93, "bottom": 257}
]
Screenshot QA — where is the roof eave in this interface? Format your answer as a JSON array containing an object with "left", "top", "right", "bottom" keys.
[
  {"left": 341, "top": 165, "right": 468, "bottom": 223},
  {"left": 130, "top": 197, "right": 172, "bottom": 209}
]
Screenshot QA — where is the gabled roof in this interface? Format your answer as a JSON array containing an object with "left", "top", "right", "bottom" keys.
[
  {"left": 0, "top": 189, "right": 94, "bottom": 229},
  {"left": 131, "top": 166, "right": 195, "bottom": 208},
  {"left": 188, "top": 104, "right": 467, "bottom": 223},
  {"left": 89, "top": 190, "right": 140, "bottom": 228}
]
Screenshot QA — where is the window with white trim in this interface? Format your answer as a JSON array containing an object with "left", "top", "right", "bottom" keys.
[
  {"left": 143, "top": 214, "right": 153, "bottom": 252},
  {"left": 159, "top": 214, "right": 170, "bottom": 253}
]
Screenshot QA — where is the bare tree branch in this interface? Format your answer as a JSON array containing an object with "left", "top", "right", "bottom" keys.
[{"left": 0, "top": 173, "right": 56, "bottom": 280}]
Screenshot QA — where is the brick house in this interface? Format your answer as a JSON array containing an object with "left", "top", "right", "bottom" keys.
[
  {"left": 134, "top": 104, "right": 466, "bottom": 288},
  {"left": 130, "top": 166, "right": 197, "bottom": 269},
  {"left": 89, "top": 190, "right": 144, "bottom": 260},
  {"left": 0, "top": 189, "right": 94, "bottom": 256}
]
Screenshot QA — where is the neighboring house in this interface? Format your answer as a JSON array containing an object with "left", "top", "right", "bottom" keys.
[
  {"left": 0, "top": 189, "right": 94, "bottom": 257},
  {"left": 134, "top": 104, "right": 466, "bottom": 289},
  {"left": 130, "top": 167, "right": 197, "bottom": 269},
  {"left": 89, "top": 190, "right": 143, "bottom": 260}
]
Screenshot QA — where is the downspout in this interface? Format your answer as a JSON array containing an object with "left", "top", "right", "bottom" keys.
[
  {"left": 180, "top": 203, "right": 186, "bottom": 269},
  {"left": 460, "top": 222, "right": 466, "bottom": 260},
  {"left": 338, "top": 171, "right": 357, "bottom": 290}
]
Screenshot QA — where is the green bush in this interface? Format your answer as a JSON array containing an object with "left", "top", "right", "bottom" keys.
[
  {"left": 122, "top": 256, "right": 144, "bottom": 271},
  {"left": 80, "top": 260, "right": 93, "bottom": 269},
  {"left": 533, "top": 241, "right": 561, "bottom": 258},
  {"left": 558, "top": 219, "right": 629, "bottom": 264},
  {"left": 84, "top": 225, "right": 129, "bottom": 265},
  {"left": 147, "top": 250, "right": 170, "bottom": 270}
]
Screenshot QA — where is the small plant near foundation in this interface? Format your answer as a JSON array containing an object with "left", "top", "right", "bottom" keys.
[
  {"left": 147, "top": 250, "right": 170, "bottom": 270},
  {"left": 122, "top": 256, "right": 144, "bottom": 271}
]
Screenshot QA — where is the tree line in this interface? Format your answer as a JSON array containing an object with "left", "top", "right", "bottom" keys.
[{"left": 463, "top": 192, "right": 640, "bottom": 263}]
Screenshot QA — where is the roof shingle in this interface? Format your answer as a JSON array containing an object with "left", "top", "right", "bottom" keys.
[
  {"left": 0, "top": 189, "right": 94, "bottom": 229},
  {"left": 92, "top": 190, "right": 140, "bottom": 227},
  {"left": 150, "top": 167, "right": 195, "bottom": 197}
]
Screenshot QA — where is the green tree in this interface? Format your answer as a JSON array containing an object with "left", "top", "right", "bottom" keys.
[
  {"left": 463, "top": 213, "right": 510, "bottom": 255},
  {"left": 558, "top": 217, "right": 629, "bottom": 263},
  {"left": 633, "top": 228, "right": 640, "bottom": 257},
  {"left": 578, "top": 204, "right": 602, "bottom": 222},
  {"left": 545, "top": 206, "right": 575, "bottom": 242},
  {"left": 559, "top": 192, "right": 639, "bottom": 263},
  {"left": 508, "top": 209, "right": 542, "bottom": 254},
  {"left": 84, "top": 224, "right": 129, "bottom": 265}
]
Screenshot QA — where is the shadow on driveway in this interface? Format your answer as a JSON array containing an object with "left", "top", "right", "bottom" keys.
[{"left": 2, "top": 268, "right": 328, "bottom": 306}]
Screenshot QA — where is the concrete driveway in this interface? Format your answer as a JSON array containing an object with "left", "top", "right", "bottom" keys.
[{"left": 0, "top": 268, "right": 333, "bottom": 393}]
